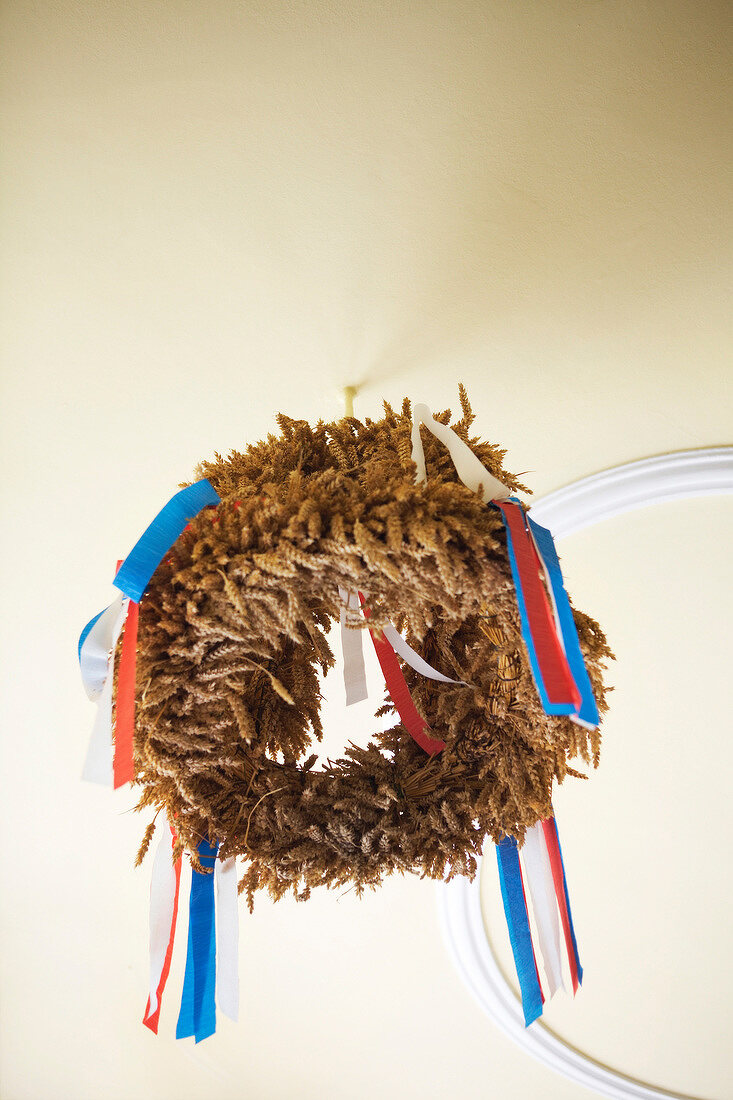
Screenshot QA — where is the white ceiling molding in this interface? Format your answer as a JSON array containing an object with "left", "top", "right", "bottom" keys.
[
  {"left": 438, "top": 870, "right": 689, "bottom": 1100},
  {"left": 528, "top": 447, "right": 733, "bottom": 539},
  {"left": 437, "top": 446, "right": 733, "bottom": 1100}
]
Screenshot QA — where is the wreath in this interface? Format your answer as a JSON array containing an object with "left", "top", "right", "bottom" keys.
[{"left": 124, "top": 390, "right": 611, "bottom": 910}]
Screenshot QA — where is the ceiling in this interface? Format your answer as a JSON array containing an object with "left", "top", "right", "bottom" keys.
[{"left": 1, "top": 2, "right": 731, "bottom": 1098}]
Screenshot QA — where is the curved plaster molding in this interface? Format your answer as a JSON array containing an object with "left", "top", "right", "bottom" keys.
[
  {"left": 528, "top": 447, "right": 733, "bottom": 539},
  {"left": 437, "top": 446, "right": 733, "bottom": 1100},
  {"left": 438, "top": 870, "right": 689, "bottom": 1100}
]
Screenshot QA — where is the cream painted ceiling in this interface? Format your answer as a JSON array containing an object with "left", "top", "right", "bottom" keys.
[{"left": 1, "top": 2, "right": 732, "bottom": 1099}]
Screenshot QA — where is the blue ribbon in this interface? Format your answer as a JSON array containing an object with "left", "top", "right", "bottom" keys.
[
  {"left": 526, "top": 515, "right": 599, "bottom": 727},
  {"left": 176, "top": 838, "right": 219, "bottom": 1043},
  {"left": 547, "top": 814, "right": 583, "bottom": 985},
  {"left": 494, "top": 500, "right": 576, "bottom": 717},
  {"left": 113, "top": 479, "right": 221, "bottom": 604},
  {"left": 496, "top": 836, "right": 543, "bottom": 1027}
]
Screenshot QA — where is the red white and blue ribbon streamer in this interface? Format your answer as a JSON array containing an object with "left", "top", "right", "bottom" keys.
[
  {"left": 493, "top": 499, "right": 581, "bottom": 717},
  {"left": 142, "top": 833, "right": 238, "bottom": 1039},
  {"left": 526, "top": 514, "right": 600, "bottom": 728},
  {"left": 541, "top": 814, "right": 583, "bottom": 992},
  {"left": 177, "top": 839, "right": 219, "bottom": 1043},
  {"left": 79, "top": 481, "right": 238, "bottom": 1043},
  {"left": 498, "top": 816, "right": 584, "bottom": 1025},
  {"left": 79, "top": 479, "right": 221, "bottom": 788}
]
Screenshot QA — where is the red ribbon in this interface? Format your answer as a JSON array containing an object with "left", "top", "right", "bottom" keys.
[
  {"left": 541, "top": 817, "right": 580, "bottom": 994},
  {"left": 358, "top": 595, "right": 445, "bottom": 755},
  {"left": 114, "top": 595, "right": 139, "bottom": 789},
  {"left": 494, "top": 501, "right": 580, "bottom": 710}
]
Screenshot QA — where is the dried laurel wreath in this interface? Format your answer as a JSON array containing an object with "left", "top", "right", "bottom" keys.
[{"left": 128, "top": 389, "right": 612, "bottom": 908}]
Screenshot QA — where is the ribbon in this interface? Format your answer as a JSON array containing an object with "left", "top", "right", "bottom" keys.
[
  {"left": 79, "top": 607, "right": 106, "bottom": 665},
  {"left": 143, "top": 830, "right": 182, "bottom": 1034},
  {"left": 339, "top": 587, "right": 368, "bottom": 706},
  {"left": 526, "top": 515, "right": 600, "bottom": 728},
  {"left": 496, "top": 836, "right": 544, "bottom": 1027},
  {"left": 81, "top": 596, "right": 129, "bottom": 786},
  {"left": 114, "top": 479, "right": 221, "bottom": 604},
  {"left": 410, "top": 403, "right": 511, "bottom": 502},
  {"left": 215, "top": 857, "right": 239, "bottom": 1023},
  {"left": 542, "top": 816, "right": 582, "bottom": 993},
  {"left": 82, "top": 483, "right": 220, "bottom": 783},
  {"left": 359, "top": 596, "right": 446, "bottom": 755},
  {"left": 380, "top": 623, "right": 466, "bottom": 686},
  {"left": 493, "top": 500, "right": 580, "bottom": 715},
  {"left": 341, "top": 586, "right": 465, "bottom": 698},
  {"left": 78, "top": 594, "right": 126, "bottom": 701},
  {"left": 113, "top": 598, "right": 139, "bottom": 789},
  {"left": 176, "top": 838, "right": 219, "bottom": 1042},
  {"left": 520, "top": 823, "right": 564, "bottom": 998}
]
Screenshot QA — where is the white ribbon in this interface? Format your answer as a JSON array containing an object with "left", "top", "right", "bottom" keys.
[
  {"left": 381, "top": 623, "right": 466, "bottom": 685},
  {"left": 341, "top": 586, "right": 466, "bottom": 693},
  {"left": 216, "top": 857, "right": 240, "bottom": 1022},
  {"left": 147, "top": 832, "right": 179, "bottom": 1017},
  {"left": 338, "top": 587, "right": 368, "bottom": 706},
  {"left": 81, "top": 596, "right": 129, "bottom": 785},
  {"left": 79, "top": 593, "right": 126, "bottom": 701},
  {"left": 520, "top": 823, "right": 565, "bottom": 998},
  {"left": 410, "top": 403, "right": 511, "bottom": 502}
]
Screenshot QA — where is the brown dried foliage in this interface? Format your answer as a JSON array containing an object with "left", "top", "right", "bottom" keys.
[{"left": 127, "top": 394, "right": 612, "bottom": 908}]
